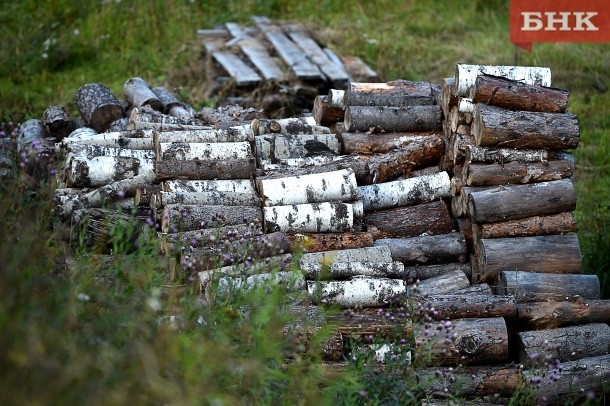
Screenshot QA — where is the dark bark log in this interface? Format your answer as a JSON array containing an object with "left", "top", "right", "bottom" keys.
[
  {"left": 473, "top": 104, "right": 579, "bottom": 150},
  {"left": 449, "top": 283, "right": 494, "bottom": 295},
  {"left": 251, "top": 117, "right": 327, "bottom": 136},
  {"left": 345, "top": 91, "right": 434, "bottom": 107},
  {"left": 517, "top": 299, "right": 610, "bottom": 330},
  {"left": 287, "top": 232, "right": 374, "bottom": 253},
  {"left": 452, "top": 186, "right": 494, "bottom": 219},
  {"left": 327, "top": 308, "right": 412, "bottom": 340},
  {"left": 151, "top": 86, "right": 190, "bottom": 118},
  {"left": 313, "top": 95, "right": 344, "bottom": 126},
  {"left": 496, "top": 271, "right": 600, "bottom": 302},
  {"left": 162, "top": 223, "right": 263, "bottom": 254},
  {"left": 473, "top": 212, "right": 578, "bottom": 239},
  {"left": 162, "top": 203, "right": 263, "bottom": 233},
  {"left": 405, "top": 263, "right": 472, "bottom": 282},
  {"left": 75, "top": 83, "right": 124, "bottom": 132},
  {"left": 456, "top": 218, "right": 473, "bottom": 246},
  {"left": 414, "top": 317, "right": 508, "bottom": 366},
  {"left": 345, "top": 105, "right": 442, "bottom": 133},
  {"left": 466, "top": 159, "right": 573, "bottom": 186},
  {"left": 350, "top": 80, "right": 432, "bottom": 96},
  {"left": 466, "top": 145, "right": 552, "bottom": 164},
  {"left": 366, "top": 200, "right": 453, "bottom": 239},
  {"left": 468, "top": 179, "right": 577, "bottom": 223},
  {"left": 470, "top": 74, "right": 569, "bottom": 113},
  {"left": 476, "top": 234, "right": 582, "bottom": 283},
  {"left": 375, "top": 232, "right": 468, "bottom": 265},
  {"left": 409, "top": 269, "right": 470, "bottom": 296},
  {"left": 42, "top": 105, "right": 76, "bottom": 140},
  {"left": 414, "top": 294, "right": 517, "bottom": 320},
  {"left": 441, "top": 77, "right": 458, "bottom": 118},
  {"left": 341, "top": 132, "right": 437, "bottom": 155},
  {"left": 154, "top": 158, "right": 256, "bottom": 181}
]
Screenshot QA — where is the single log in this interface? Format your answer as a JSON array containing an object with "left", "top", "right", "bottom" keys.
[
  {"left": 341, "top": 132, "right": 437, "bottom": 155},
  {"left": 157, "top": 141, "right": 252, "bottom": 161},
  {"left": 327, "top": 308, "right": 412, "bottom": 339},
  {"left": 375, "top": 232, "right": 468, "bottom": 265},
  {"left": 255, "top": 133, "right": 341, "bottom": 162},
  {"left": 473, "top": 212, "right": 578, "bottom": 240},
  {"left": 313, "top": 95, "right": 344, "bottom": 126},
  {"left": 308, "top": 277, "right": 406, "bottom": 308},
  {"left": 258, "top": 169, "right": 357, "bottom": 206},
  {"left": 466, "top": 159, "right": 573, "bottom": 186},
  {"left": 60, "top": 131, "right": 155, "bottom": 151},
  {"left": 251, "top": 117, "right": 326, "bottom": 136},
  {"left": 414, "top": 317, "right": 508, "bottom": 366},
  {"left": 468, "top": 179, "right": 577, "bottom": 223},
  {"left": 130, "top": 121, "right": 214, "bottom": 132},
  {"left": 365, "top": 200, "right": 452, "bottom": 239},
  {"left": 517, "top": 299, "right": 610, "bottom": 330},
  {"left": 395, "top": 165, "right": 441, "bottom": 181},
  {"left": 66, "top": 126, "right": 97, "bottom": 139},
  {"left": 470, "top": 74, "right": 569, "bottom": 113},
  {"left": 414, "top": 295, "right": 517, "bottom": 320},
  {"left": 300, "top": 261, "right": 408, "bottom": 281},
  {"left": 42, "top": 105, "right": 76, "bottom": 140},
  {"left": 213, "top": 271, "right": 306, "bottom": 296},
  {"left": 344, "top": 105, "right": 442, "bottom": 133},
  {"left": 257, "top": 156, "right": 342, "bottom": 170},
  {"left": 65, "top": 155, "right": 153, "bottom": 188},
  {"left": 300, "top": 246, "right": 393, "bottom": 270},
  {"left": 465, "top": 145, "right": 551, "bottom": 164},
  {"left": 452, "top": 133, "right": 475, "bottom": 165},
  {"left": 75, "top": 83, "right": 124, "bottom": 132},
  {"left": 476, "top": 235, "right": 582, "bottom": 283},
  {"left": 154, "top": 158, "right": 256, "bottom": 181},
  {"left": 151, "top": 86, "right": 191, "bottom": 119},
  {"left": 517, "top": 323, "right": 610, "bottom": 367},
  {"left": 123, "top": 77, "right": 163, "bottom": 111},
  {"left": 450, "top": 106, "right": 466, "bottom": 133},
  {"left": 452, "top": 284, "right": 493, "bottom": 296},
  {"left": 162, "top": 179, "right": 255, "bottom": 194},
  {"left": 344, "top": 91, "right": 434, "bottom": 107},
  {"left": 366, "top": 135, "right": 445, "bottom": 183},
  {"left": 523, "top": 354, "right": 610, "bottom": 405},
  {"left": 405, "top": 263, "right": 472, "bottom": 282},
  {"left": 496, "top": 271, "right": 600, "bottom": 302},
  {"left": 417, "top": 365, "right": 520, "bottom": 398},
  {"left": 155, "top": 128, "right": 253, "bottom": 144},
  {"left": 458, "top": 98, "right": 474, "bottom": 114},
  {"left": 349, "top": 80, "right": 433, "bottom": 96},
  {"left": 440, "top": 77, "right": 457, "bottom": 117},
  {"left": 162, "top": 223, "right": 263, "bottom": 253},
  {"left": 129, "top": 106, "right": 204, "bottom": 127},
  {"left": 159, "top": 190, "right": 261, "bottom": 207},
  {"left": 288, "top": 232, "right": 374, "bottom": 253},
  {"left": 66, "top": 145, "right": 156, "bottom": 162},
  {"left": 263, "top": 202, "right": 358, "bottom": 233},
  {"left": 358, "top": 171, "right": 450, "bottom": 212},
  {"left": 328, "top": 89, "right": 346, "bottom": 110},
  {"left": 454, "top": 64, "right": 552, "bottom": 97},
  {"left": 409, "top": 269, "right": 470, "bottom": 296},
  {"left": 473, "top": 104, "right": 579, "bottom": 150},
  {"left": 257, "top": 154, "right": 370, "bottom": 183},
  {"left": 162, "top": 204, "right": 263, "bottom": 233}
]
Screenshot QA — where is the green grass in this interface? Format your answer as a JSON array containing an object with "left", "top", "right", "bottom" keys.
[{"left": 1, "top": 0, "right": 609, "bottom": 403}]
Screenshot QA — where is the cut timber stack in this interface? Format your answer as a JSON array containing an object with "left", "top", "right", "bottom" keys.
[{"left": 198, "top": 16, "right": 378, "bottom": 114}]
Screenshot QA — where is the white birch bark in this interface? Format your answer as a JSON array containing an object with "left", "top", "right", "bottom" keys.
[
  {"left": 328, "top": 89, "right": 346, "bottom": 109},
  {"left": 257, "top": 156, "right": 341, "bottom": 170},
  {"left": 67, "top": 126, "right": 98, "bottom": 139},
  {"left": 455, "top": 64, "right": 552, "bottom": 97},
  {"left": 65, "top": 155, "right": 155, "bottom": 187},
  {"left": 162, "top": 179, "right": 255, "bottom": 194},
  {"left": 259, "top": 168, "right": 357, "bottom": 206},
  {"left": 67, "top": 145, "right": 156, "bottom": 161},
  {"left": 308, "top": 276, "right": 406, "bottom": 307},
  {"left": 254, "top": 133, "right": 341, "bottom": 162},
  {"left": 357, "top": 171, "right": 450, "bottom": 212},
  {"left": 129, "top": 121, "right": 214, "bottom": 132},
  {"left": 155, "top": 128, "right": 253, "bottom": 144},
  {"left": 300, "top": 261, "right": 406, "bottom": 280},
  {"left": 157, "top": 141, "right": 252, "bottom": 161},
  {"left": 458, "top": 98, "right": 475, "bottom": 114},
  {"left": 300, "top": 246, "right": 393, "bottom": 273},
  {"left": 263, "top": 202, "right": 355, "bottom": 233},
  {"left": 159, "top": 190, "right": 261, "bottom": 207},
  {"left": 211, "top": 271, "right": 306, "bottom": 296},
  {"left": 251, "top": 116, "right": 325, "bottom": 136}
]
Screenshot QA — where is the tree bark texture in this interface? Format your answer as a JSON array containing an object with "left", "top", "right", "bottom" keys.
[
  {"left": 61, "top": 131, "right": 155, "bottom": 151},
  {"left": 300, "top": 261, "right": 408, "bottom": 281},
  {"left": 454, "top": 64, "right": 552, "bottom": 97},
  {"left": 414, "top": 295, "right": 517, "bottom": 320},
  {"left": 349, "top": 80, "right": 433, "bottom": 96},
  {"left": 154, "top": 128, "right": 253, "bottom": 144},
  {"left": 344, "top": 91, "right": 435, "bottom": 108},
  {"left": 374, "top": 232, "right": 468, "bottom": 265},
  {"left": 157, "top": 141, "right": 252, "bottom": 161},
  {"left": 257, "top": 155, "right": 371, "bottom": 185},
  {"left": 16, "top": 119, "right": 47, "bottom": 151},
  {"left": 251, "top": 117, "right": 326, "bottom": 136},
  {"left": 287, "top": 232, "right": 374, "bottom": 254},
  {"left": 162, "top": 223, "right": 263, "bottom": 254},
  {"left": 123, "top": 77, "right": 163, "bottom": 111},
  {"left": 473, "top": 212, "right": 578, "bottom": 240},
  {"left": 341, "top": 132, "right": 438, "bottom": 155},
  {"left": 300, "top": 246, "right": 393, "bottom": 276},
  {"left": 406, "top": 263, "right": 472, "bottom": 282},
  {"left": 408, "top": 269, "right": 470, "bottom": 296},
  {"left": 75, "top": 83, "right": 124, "bottom": 132},
  {"left": 42, "top": 105, "right": 77, "bottom": 140},
  {"left": 263, "top": 202, "right": 356, "bottom": 233},
  {"left": 517, "top": 299, "right": 610, "bottom": 330},
  {"left": 465, "top": 145, "right": 551, "bottom": 164},
  {"left": 65, "top": 155, "right": 153, "bottom": 188},
  {"left": 308, "top": 277, "right": 406, "bottom": 308},
  {"left": 496, "top": 271, "right": 600, "bottom": 302},
  {"left": 151, "top": 86, "right": 189, "bottom": 116},
  {"left": 465, "top": 159, "right": 573, "bottom": 186},
  {"left": 159, "top": 190, "right": 261, "bottom": 207},
  {"left": 162, "top": 203, "right": 263, "bottom": 233},
  {"left": 313, "top": 95, "right": 344, "bottom": 126},
  {"left": 129, "top": 106, "right": 204, "bottom": 127},
  {"left": 440, "top": 77, "right": 458, "bottom": 117},
  {"left": 154, "top": 158, "right": 256, "bottom": 181},
  {"left": 345, "top": 105, "right": 442, "bottom": 133}
]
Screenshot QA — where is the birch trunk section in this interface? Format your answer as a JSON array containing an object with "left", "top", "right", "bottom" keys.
[{"left": 454, "top": 64, "right": 552, "bottom": 97}]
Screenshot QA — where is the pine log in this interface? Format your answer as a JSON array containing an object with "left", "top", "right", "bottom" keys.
[
  {"left": 414, "top": 317, "right": 508, "bottom": 366},
  {"left": 465, "top": 145, "right": 551, "bottom": 164},
  {"left": 417, "top": 365, "right": 520, "bottom": 398},
  {"left": 155, "top": 128, "right": 253, "bottom": 144},
  {"left": 251, "top": 117, "right": 325, "bottom": 136},
  {"left": 449, "top": 284, "right": 493, "bottom": 295},
  {"left": 522, "top": 354, "right": 610, "bottom": 405},
  {"left": 466, "top": 159, "right": 573, "bottom": 186},
  {"left": 440, "top": 77, "right": 457, "bottom": 117},
  {"left": 365, "top": 200, "right": 453, "bottom": 239},
  {"left": 517, "top": 323, "right": 610, "bottom": 367},
  {"left": 344, "top": 91, "right": 435, "bottom": 107},
  {"left": 375, "top": 232, "right": 468, "bottom": 265},
  {"left": 366, "top": 135, "right": 445, "bottom": 183},
  {"left": 473, "top": 104, "right": 579, "bottom": 150},
  {"left": 327, "top": 308, "right": 413, "bottom": 339},
  {"left": 42, "top": 105, "right": 76, "bottom": 140},
  {"left": 496, "top": 271, "right": 600, "bottom": 302},
  {"left": 162, "top": 223, "right": 263, "bottom": 253},
  {"left": 162, "top": 204, "right": 263, "bottom": 233},
  {"left": 288, "top": 232, "right": 374, "bottom": 253},
  {"left": 456, "top": 218, "right": 473, "bottom": 247},
  {"left": 308, "top": 277, "right": 406, "bottom": 308},
  {"left": 159, "top": 190, "right": 261, "bottom": 207},
  {"left": 65, "top": 155, "right": 153, "bottom": 188},
  {"left": 300, "top": 246, "right": 393, "bottom": 270},
  {"left": 341, "top": 132, "right": 438, "bottom": 155},
  {"left": 454, "top": 64, "right": 552, "bottom": 97},
  {"left": 405, "top": 263, "right": 472, "bottom": 282},
  {"left": 414, "top": 295, "right": 517, "bottom": 320},
  {"left": 409, "top": 269, "right": 470, "bottom": 296},
  {"left": 516, "top": 299, "right": 610, "bottom": 330},
  {"left": 157, "top": 141, "right": 252, "bottom": 161},
  {"left": 154, "top": 158, "right": 256, "bottom": 181},
  {"left": 313, "top": 95, "right": 344, "bottom": 126},
  {"left": 473, "top": 212, "right": 578, "bottom": 240},
  {"left": 263, "top": 202, "right": 358, "bottom": 233},
  {"left": 345, "top": 105, "right": 442, "bottom": 133},
  {"left": 123, "top": 77, "right": 163, "bottom": 111},
  {"left": 75, "top": 83, "right": 124, "bottom": 132},
  {"left": 300, "top": 261, "right": 408, "bottom": 281},
  {"left": 358, "top": 171, "right": 450, "bottom": 212},
  {"left": 467, "top": 179, "right": 577, "bottom": 223},
  {"left": 470, "top": 74, "right": 569, "bottom": 113}
]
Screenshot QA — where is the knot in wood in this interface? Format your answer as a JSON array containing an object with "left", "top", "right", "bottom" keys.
[{"left": 459, "top": 334, "right": 480, "bottom": 355}]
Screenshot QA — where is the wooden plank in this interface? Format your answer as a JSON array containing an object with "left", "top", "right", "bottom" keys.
[
  {"left": 212, "top": 51, "right": 262, "bottom": 86},
  {"left": 252, "top": 16, "right": 323, "bottom": 80}
]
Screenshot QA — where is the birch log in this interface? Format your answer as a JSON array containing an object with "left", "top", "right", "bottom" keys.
[
  {"left": 162, "top": 204, "right": 263, "bottom": 233},
  {"left": 473, "top": 212, "right": 578, "bottom": 240},
  {"left": 473, "top": 104, "right": 579, "bottom": 150},
  {"left": 60, "top": 131, "right": 155, "bottom": 151},
  {"left": 349, "top": 80, "right": 433, "bottom": 96},
  {"left": 154, "top": 128, "right": 253, "bottom": 144},
  {"left": 496, "top": 271, "right": 600, "bottom": 302},
  {"left": 375, "top": 232, "right": 468, "bottom": 265},
  {"left": 257, "top": 155, "right": 371, "bottom": 184},
  {"left": 42, "top": 105, "right": 76, "bottom": 139},
  {"left": 255, "top": 133, "right": 341, "bottom": 162},
  {"left": 157, "top": 141, "right": 252, "bottom": 161},
  {"left": 258, "top": 169, "right": 357, "bottom": 206},
  {"left": 151, "top": 86, "right": 192, "bottom": 119},
  {"left": 123, "top": 77, "right": 163, "bottom": 111},
  {"left": 213, "top": 271, "right": 306, "bottom": 296},
  {"left": 414, "top": 317, "right": 508, "bottom": 366},
  {"left": 65, "top": 155, "right": 153, "bottom": 188},
  {"left": 308, "top": 277, "right": 406, "bottom": 308},
  {"left": 263, "top": 202, "right": 356, "bottom": 233},
  {"left": 75, "top": 83, "right": 124, "bottom": 133},
  {"left": 344, "top": 91, "right": 435, "bottom": 107},
  {"left": 313, "top": 95, "right": 344, "bottom": 126},
  {"left": 300, "top": 261, "right": 408, "bottom": 280},
  {"left": 467, "top": 179, "right": 577, "bottom": 223},
  {"left": 67, "top": 145, "right": 156, "bottom": 162},
  {"left": 162, "top": 223, "right": 263, "bottom": 253},
  {"left": 406, "top": 263, "right": 472, "bottom": 282},
  {"left": 159, "top": 190, "right": 261, "bottom": 207},
  {"left": 154, "top": 158, "right": 256, "bottom": 181},
  {"left": 197, "top": 254, "right": 293, "bottom": 288},
  {"left": 440, "top": 77, "right": 457, "bottom": 117},
  {"left": 454, "top": 64, "right": 552, "bottom": 97},
  {"left": 414, "top": 295, "right": 517, "bottom": 320},
  {"left": 251, "top": 117, "right": 327, "bottom": 136},
  {"left": 466, "top": 145, "right": 551, "bottom": 164},
  {"left": 300, "top": 246, "right": 393, "bottom": 273},
  {"left": 162, "top": 179, "right": 255, "bottom": 194},
  {"left": 357, "top": 171, "right": 450, "bottom": 212},
  {"left": 129, "top": 121, "right": 213, "bottom": 132},
  {"left": 470, "top": 74, "right": 569, "bottom": 113},
  {"left": 365, "top": 200, "right": 452, "bottom": 239},
  {"left": 345, "top": 105, "right": 442, "bottom": 133},
  {"left": 328, "top": 89, "right": 346, "bottom": 109},
  {"left": 341, "top": 132, "right": 437, "bottom": 155},
  {"left": 408, "top": 269, "right": 470, "bottom": 296},
  {"left": 288, "top": 232, "right": 374, "bottom": 253},
  {"left": 517, "top": 299, "right": 610, "bottom": 330},
  {"left": 367, "top": 135, "right": 445, "bottom": 182},
  {"left": 465, "top": 159, "right": 573, "bottom": 186}
]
